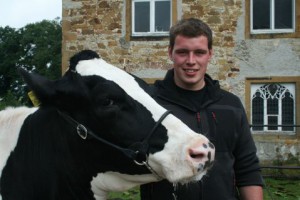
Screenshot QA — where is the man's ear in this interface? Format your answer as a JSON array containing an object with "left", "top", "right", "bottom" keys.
[
  {"left": 208, "top": 49, "right": 213, "bottom": 61},
  {"left": 168, "top": 46, "right": 173, "bottom": 61}
]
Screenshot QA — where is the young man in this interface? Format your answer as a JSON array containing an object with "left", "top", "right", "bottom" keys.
[{"left": 140, "top": 18, "right": 263, "bottom": 200}]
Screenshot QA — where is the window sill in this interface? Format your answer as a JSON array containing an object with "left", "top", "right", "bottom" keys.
[
  {"left": 251, "top": 29, "right": 295, "bottom": 35},
  {"left": 132, "top": 33, "right": 169, "bottom": 37},
  {"left": 130, "top": 35, "right": 169, "bottom": 41}
]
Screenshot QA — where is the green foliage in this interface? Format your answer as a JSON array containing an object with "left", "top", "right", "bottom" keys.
[
  {"left": 18, "top": 19, "right": 62, "bottom": 79},
  {"left": 264, "top": 178, "right": 300, "bottom": 200},
  {"left": 108, "top": 187, "right": 140, "bottom": 200},
  {"left": 0, "top": 90, "right": 22, "bottom": 110},
  {"left": 0, "top": 26, "right": 23, "bottom": 97},
  {"left": 0, "top": 18, "right": 62, "bottom": 107}
]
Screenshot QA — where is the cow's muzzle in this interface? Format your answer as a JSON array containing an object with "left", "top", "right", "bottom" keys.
[{"left": 187, "top": 140, "right": 215, "bottom": 173}]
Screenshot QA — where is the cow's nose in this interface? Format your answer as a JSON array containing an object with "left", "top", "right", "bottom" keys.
[{"left": 187, "top": 141, "right": 215, "bottom": 169}]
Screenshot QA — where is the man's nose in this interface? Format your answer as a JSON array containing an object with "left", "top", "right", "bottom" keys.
[{"left": 187, "top": 52, "right": 196, "bottom": 64}]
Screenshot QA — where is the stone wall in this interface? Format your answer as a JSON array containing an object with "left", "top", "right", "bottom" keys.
[{"left": 62, "top": 0, "right": 242, "bottom": 83}]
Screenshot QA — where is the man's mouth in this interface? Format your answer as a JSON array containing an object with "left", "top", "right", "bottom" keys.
[
  {"left": 183, "top": 69, "right": 199, "bottom": 76},
  {"left": 184, "top": 69, "right": 198, "bottom": 73}
]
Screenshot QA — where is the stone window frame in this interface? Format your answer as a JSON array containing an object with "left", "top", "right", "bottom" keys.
[
  {"left": 245, "top": 76, "right": 300, "bottom": 138},
  {"left": 125, "top": 0, "right": 177, "bottom": 41},
  {"left": 245, "top": 0, "right": 300, "bottom": 39}
]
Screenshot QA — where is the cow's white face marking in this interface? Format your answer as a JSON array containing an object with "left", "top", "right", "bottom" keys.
[
  {"left": 75, "top": 59, "right": 165, "bottom": 121},
  {"left": 0, "top": 107, "right": 37, "bottom": 179}
]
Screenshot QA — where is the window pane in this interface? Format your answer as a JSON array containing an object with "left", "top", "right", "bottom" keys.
[
  {"left": 282, "top": 92, "right": 294, "bottom": 131},
  {"left": 268, "top": 116, "right": 278, "bottom": 130},
  {"left": 253, "top": 0, "right": 270, "bottom": 29},
  {"left": 252, "top": 93, "right": 264, "bottom": 131},
  {"left": 267, "top": 84, "right": 278, "bottom": 115},
  {"left": 267, "top": 98, "right": 278, "bottom": 114},
  {"left": 275, "top": 0, "right": 293, "bottom": 29},
  {"left": 134, "top": 2, "right": 150, "bottom": 32},
  {"left": 155, "top": 1, "right": 170, "bottom": 32}
]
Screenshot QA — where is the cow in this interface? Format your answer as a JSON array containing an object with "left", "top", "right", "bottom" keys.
[{"left": 0, "top": 50, "right": 215, "bottom": 200}]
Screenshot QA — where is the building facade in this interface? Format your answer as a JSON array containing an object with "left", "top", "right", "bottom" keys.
[{"left": 62, "top": 0, "right": 300, "bottom": 165}]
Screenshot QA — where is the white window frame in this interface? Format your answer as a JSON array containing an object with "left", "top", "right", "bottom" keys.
[
  {"left": 250, "top": 83, "right": 296, "bottom": 134},
  {"left": 132, "top": 0, "right": 171, "bottom": 37},
  {"left": 250, "top": 0, "right": 295, "bottom": 34}
]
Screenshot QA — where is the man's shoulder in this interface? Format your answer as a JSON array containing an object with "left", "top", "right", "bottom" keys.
[{"left": 216, "top": 88, "right": 244, "bottom": 108}]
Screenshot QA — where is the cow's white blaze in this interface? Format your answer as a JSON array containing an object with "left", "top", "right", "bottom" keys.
[
  {"left": 0, "top": 107, "right": 37, "bottom": 178},
  {"left": 75, "top": 59, "right": 166, "bottom": 122}
]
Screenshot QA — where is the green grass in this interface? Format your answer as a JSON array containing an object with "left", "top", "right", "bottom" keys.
[
  {"left": 108, "top": 178, "right": 300, "bottom": 200},
  {"left": 108, "top": 188, "right": 140, "bottom": 200},
  {"left": 263, "top": 178, "right": 300, "bottom": 200}
]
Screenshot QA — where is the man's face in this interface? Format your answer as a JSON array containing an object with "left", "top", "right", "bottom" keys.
[{"left": 169, "top": 35, "right": 213, "bottom": 91}]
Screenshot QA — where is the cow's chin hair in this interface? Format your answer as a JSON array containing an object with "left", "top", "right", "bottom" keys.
[{"left": 166, "top": 170, "right": 208, "bottom": 185}]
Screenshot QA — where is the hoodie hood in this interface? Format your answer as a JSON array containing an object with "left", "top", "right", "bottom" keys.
[{"left": 154, "top": 69, "right": 223, "bottom": 111}]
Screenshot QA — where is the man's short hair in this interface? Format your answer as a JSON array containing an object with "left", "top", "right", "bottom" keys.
[{"left": 169, "top": 18, "right": 213, "bottom": 50}]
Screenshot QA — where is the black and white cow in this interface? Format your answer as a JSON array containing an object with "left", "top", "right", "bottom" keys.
[{"left": 0, "top": 50, "right": 215, "bottom": 200}]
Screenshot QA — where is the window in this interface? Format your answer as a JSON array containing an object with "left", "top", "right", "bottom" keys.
[
  {"left": 251, "top": 0, "right": 295, "bottom": 34},
  {"left": 132, "top": 0, "right": 171, "bottom": 37},
  {"left": 251, "top": 83, "right": 295, "bottom": 133}
]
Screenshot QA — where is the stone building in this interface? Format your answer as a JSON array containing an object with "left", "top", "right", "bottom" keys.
[{"left": 62, "top": 0, "right": 300, "bottom": 165}]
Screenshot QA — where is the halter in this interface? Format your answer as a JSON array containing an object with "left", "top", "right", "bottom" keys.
[{"left": 57, "top": 110, "right": 172, "bottom": 179}]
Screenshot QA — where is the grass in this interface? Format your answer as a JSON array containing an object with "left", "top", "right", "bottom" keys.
[
  {"left": 108, "top": 188, "right": 140, "bottom": 200},
  {"left": 263, "top": 178, "right": 300, "bottom": 200},
  {"left": 108, "top": 178, "right": 300, "bottom": 200}
]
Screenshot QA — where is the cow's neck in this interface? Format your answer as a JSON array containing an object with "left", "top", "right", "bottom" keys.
[{"left": 1, "top": 108, "right": 96, "bottom": 199}]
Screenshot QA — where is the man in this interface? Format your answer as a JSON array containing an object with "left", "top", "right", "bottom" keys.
[{"left": 140, "top": 18, "right": 263, "bottom": 200}]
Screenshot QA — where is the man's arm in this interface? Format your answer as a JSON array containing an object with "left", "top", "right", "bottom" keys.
[{"left": 239, "top": 185, "right": 263, "bottom": 200}]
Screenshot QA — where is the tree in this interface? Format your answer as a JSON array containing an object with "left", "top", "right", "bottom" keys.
[
  {"left": 18, "top": 18, "right": 62, "bottom": 79},
  {"left": 0, "top": 18, "right": 62, "bottom": 108},
  {"left": 0, "top": 26, "right": 23, "bottom": 97}
]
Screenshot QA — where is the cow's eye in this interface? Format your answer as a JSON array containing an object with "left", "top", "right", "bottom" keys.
[{"left": 103, "top": 98, "right": 114, "bottom": 106}]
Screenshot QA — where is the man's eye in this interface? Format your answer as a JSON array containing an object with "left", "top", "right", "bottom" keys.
[
  {"left": 195, "top": 50, "right": 207, "bottom": 55},
  {"left": 103, "top": 98, "right": 114, "bottom": 106},
  {"left": 177, "top": 51, "right": 187, "bottom": 55}
]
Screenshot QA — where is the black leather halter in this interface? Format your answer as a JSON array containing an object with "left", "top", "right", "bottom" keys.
[{"left": 58, "top": 110, "right": 172, "bottom": 178}]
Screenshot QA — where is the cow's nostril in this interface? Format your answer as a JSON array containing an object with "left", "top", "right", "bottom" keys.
[
  {"left": 191, "top": 153, "right": 205, "bottom": 159},
  {"left": 189, "top": 149, "right": 205, "bottom": 161}
]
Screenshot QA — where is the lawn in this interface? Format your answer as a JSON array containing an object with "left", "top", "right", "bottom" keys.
[
  {"left": 107, "top": 178, "right": 300, "bottom": 200},
  {"left": 108, "top": 188, "right": 140, "bottom": 200},
  {"left": 263, "top": 178, "right": 300, "bottom": 200}
]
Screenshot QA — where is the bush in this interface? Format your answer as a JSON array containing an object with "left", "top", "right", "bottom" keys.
[{"left": 0, "top": 90, "right": 23, "bottom": 110}]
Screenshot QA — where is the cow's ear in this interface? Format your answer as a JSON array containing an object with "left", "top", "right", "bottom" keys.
[{"left": 18, "top": 68, "right": 56, "bottom": 105}]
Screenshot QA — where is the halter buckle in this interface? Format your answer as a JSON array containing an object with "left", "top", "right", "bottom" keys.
[
  {"left": 133, "top": 152, "right": 163, "bottom": 180},
  {"left": 133, "top": 151, "right": 148, "bottom": 165},
  {"left": 77, "top": 124, "right": 88, "bottom": 139}
]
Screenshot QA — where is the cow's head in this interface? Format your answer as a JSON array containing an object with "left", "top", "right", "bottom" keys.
[{"left": 18, "top": 50, "right": 215, "bottom": 198}]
